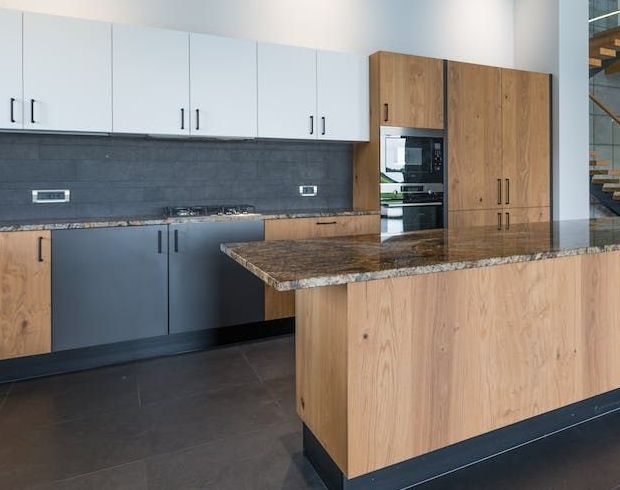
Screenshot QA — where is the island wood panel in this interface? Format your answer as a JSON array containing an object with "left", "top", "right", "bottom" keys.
[
  {"left": 295, "top": 253, "right": 620, "bottom": 478},
  {"left": 447, "top": 61, "right": 502, "bottom": 212},
  {"left": 264, "top": 215, "right": 380, "bottom": 320},
  {"left": 352, "top": 51, "right": 381, "bottom": 211},
  {"left": 295, "top": 285, "right": 349, "bottom": 472},
  {"left": 377, "top": 51, "right": 444, "bottom": 129},
  {"left": 0, "top": 231, "right": 51, "bottom": 360},
  {"left": 502, "top": 69, "right": 551, "bottom": 209}
]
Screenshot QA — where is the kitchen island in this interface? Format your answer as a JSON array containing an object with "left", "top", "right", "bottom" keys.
[{"left": 221, "top": 218, "right": 620, "bottom": 489}]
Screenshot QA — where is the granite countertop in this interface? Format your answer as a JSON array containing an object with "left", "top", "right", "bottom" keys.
[
  {"left": 221, "top": 218, "right": 620, "bottom": 291},
  {"left": 0, "top": 209, "right": 378, "bottom": 232}
]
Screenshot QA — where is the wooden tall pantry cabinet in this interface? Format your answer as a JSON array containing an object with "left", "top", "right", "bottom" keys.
[{"left": 447, "top": 61, "right": 551, "bottom": 229}]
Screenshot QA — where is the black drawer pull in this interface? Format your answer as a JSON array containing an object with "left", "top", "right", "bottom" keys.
[
  {"left": 174, "top": 229, "right": 179, "bottom": 253},
  {"left": 10, "top": 98, "right": 15, "bottom": 123},
  {"left": 157, "top": 230, "right": 163, "bottom": 254},
  {"left": 316, "top": 221, "right": 337, "bottom": 225},
  {"left": 37, "top": 236, "right": 44, "bottom": 262}
]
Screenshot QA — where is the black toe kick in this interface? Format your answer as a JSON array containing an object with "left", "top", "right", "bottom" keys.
[{"left": 303, "top": 387, "right": 620, "bottom": 490}]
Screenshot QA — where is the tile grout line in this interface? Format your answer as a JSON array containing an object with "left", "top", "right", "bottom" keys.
[{"left": 0, "top": 383, "right": 14, "bottom": 413}]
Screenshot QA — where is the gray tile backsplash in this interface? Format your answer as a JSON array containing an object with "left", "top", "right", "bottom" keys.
[{"left": 0, "top": 133, "right": 353, "bottom": 221}]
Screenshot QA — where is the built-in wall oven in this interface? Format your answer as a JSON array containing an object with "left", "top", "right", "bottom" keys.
[{"left": 380, "top": 127, "right": 445, "bottom": 234}]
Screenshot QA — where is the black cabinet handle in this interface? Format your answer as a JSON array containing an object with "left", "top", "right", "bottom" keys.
[
  {"left": 10, "top": 98, "right": 15, "bottom": 123},
  {"left": 174, "top": 229, "right": 179, "bottom": 253},
  {"left": 505, "top": 212, "right": 510, "bottom": 230},
  {"left": 309, "top": 115, "right": 314, "bottom": 135},
  {"left": 157, "top": 230, "right": 163, "bottom": 254},
  {"left": 505, "top": 178, "right": 510, "bottom": 205},
  {"left": 30, "top": 99, "right": 35, "bottom": 124},
  {"left": 384, "top": 103, "right": 389, "bottom": 122},
  {"left": 37, "top": 236, "right": 44, "bottom": 262},
  {"left": 316, "top": 221, "right": 337, "bottom": 225},
  {"left": 195, "top": 109, "right": 200, "bottom": 131},
  {"left": 497, "top": 212, "right": 502, "bottom": 231},
  {"left": 321, "top": 116, "right": 326, "bottom": 135},
  {"left": 497, "top": 178, "right": 502, "bottom": 205},
  {"left": 180, "top": 108, "right": 185, "bottom": 130}
]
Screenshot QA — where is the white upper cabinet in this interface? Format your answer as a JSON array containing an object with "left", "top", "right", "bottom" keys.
[
  {"left": 190, "top": 34, "right": 257, "bottom": 138},
  {"left": 113, "top": 24, "right": 190, "bottom": 136},
  {"left": 257, "top": 43, "right": 317, "bottom": 140},
  {"left": 317, "top": 50, "right": 369, "bottom": 141},
  {"left": 23, "top": 13, "right": 112, "bottom": 132},
  {"left": 0, "top": 9, "right": 23, "bottom": 130}
]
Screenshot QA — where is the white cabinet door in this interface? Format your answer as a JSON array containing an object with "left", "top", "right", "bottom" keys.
[
  {"left": 257, "top": 43, "right": 316, "bottom": 140},
  {"left": 190, "top": 34, "right": 257, "bottom": 138},
  {"left": 317, "top": 50, "right": 369, "bottom": 142},
  {"left": 0, "top": 9, "right": 22, "bottom": 130},
  {"left": 23, "top": 13, "right": 112, "bottom": 132},
  {"left": 113, "top": 24, "right": 189, "bottom": 136}
]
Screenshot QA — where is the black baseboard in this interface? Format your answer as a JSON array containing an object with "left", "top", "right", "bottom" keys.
[
  {"left": 303, "top": 387, "right": 620, "bottom": 490},
  {"left": 0, "top": 317, "right": 294, "bottom": 384}
]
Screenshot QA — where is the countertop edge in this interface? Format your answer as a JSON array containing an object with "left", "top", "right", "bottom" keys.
[
  {"left": 220, "top": 243, "right": 620, "bottom": 290},
  {"left": 0, "top": 210, "right": 379, "bottom": 233}
]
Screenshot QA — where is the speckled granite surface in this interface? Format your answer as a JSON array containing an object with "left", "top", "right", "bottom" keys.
[
  {"left": 0, "top": 209, "right": 378, "bottom": 232},
  {"left": 221, "top": 218, "right": 620, "bottom": 291}
]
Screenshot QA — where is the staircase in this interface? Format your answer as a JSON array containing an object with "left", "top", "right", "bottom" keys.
[{"left": 589, "top": 26, "right": 620, "bottom": 76}]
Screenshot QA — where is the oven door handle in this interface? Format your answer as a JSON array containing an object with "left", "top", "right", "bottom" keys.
[{"left": 383, "top": 202, "right": 443, "bottom": 207}]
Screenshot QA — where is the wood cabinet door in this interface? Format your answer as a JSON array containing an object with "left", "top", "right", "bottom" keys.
[
  {"left": 448, "top": 209, "right": 503, "bottom": 229},
  {"left": 257, "top": 43, "right": 317, "bottom": 139},
  {"left": 378, "top": 52, "right": 444, "bottom": 129},
  {"left": 317, "top": 50, "right": 369, "bottom": 141},
  {"left": 447, "top": 61, "right": 502, "bottom": 212},
  {"left": 23, "top": 13, "right": 112, "bottom": 132},
  {"left": 264, "top": 215, "right": 380, "bottom": 321},
  {"left": 0, "top": 8, "right": 22, "bottom": 130},
  {"left": 0, "top": 231, "right": 51, "bottom": 360},
  {"left": 504, "top": 207, "right": 550, "bottom": 228},
  {"left": 113, "top": 24, "right": 189, "bottom": 135},
  {"left": 501, "top": 69, "right": 551, "bottom": 209},
  {"left": 189, "top": 33, "right": 257, "bottom": 138}
]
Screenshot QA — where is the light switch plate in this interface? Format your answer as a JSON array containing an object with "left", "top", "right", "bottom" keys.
[
  {"left": 32, "top": 190, "right": 71, "bottom": 203},
  {"left": 299, "top": 185, "right": 318, "bottom": 197}
]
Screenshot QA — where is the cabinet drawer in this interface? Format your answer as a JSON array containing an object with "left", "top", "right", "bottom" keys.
[
  {"left": 265, "top": 214, "right": 379, "bottom": 240},
  {"left": 264, "top": 214, "right": 379, "bottom": 320}
]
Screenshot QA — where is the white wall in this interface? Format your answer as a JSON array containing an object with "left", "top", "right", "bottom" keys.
[
  {"left": 0, "top": 0, "right": 515, "bottom": 66},
  {"left": 515, "top": 0, "right": 589, "bottom": 221}
]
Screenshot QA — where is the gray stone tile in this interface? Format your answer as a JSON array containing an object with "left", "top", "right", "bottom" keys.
[
  {"left": 136, "top": 346, "right": 260, "bottom": 406},
  {"left": 0, "top": 406, "right": 149, "bottom": 488},
  {"left": 0, "top": 364, "right": 139, "bottom": 430},
  {"left": 146, "top": 421, "right": 324, "bottom": 490},
  {"left": 143, "top": 382, "right": 287, "bottom": 456},
  {"left": 264, "top": 375, "right": 297, "bottom": 420},
  {"left": 33, "top": 461, "right": 148, "bottom": 490},
  {"left": 241, "top": 335, "right": 295, "bottom": 381}
]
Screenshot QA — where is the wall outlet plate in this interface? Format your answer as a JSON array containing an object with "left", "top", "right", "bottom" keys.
[
  {"left": 32, "top": 190, "right": 71, "bottom": 203},
  {"left": 299, "top": 185, "right": 318, "bottom": 197}
]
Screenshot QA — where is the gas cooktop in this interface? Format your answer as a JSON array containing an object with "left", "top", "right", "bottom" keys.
[{"left": 165, "top": 204, "right": 257, "bottom": 218}]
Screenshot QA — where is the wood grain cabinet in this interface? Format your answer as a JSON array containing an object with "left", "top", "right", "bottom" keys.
[
  {"left": 447, "top": 61, "right": 551, "bottom": 226},
  {"left": 264, "top": 215, "right": 380, "bottom": 320},
  {"left": 376, "top": 51, "right": 444, "bottom": 129},
  {"left": 0, "top": 231, "right": 51, "bottom": 360}
]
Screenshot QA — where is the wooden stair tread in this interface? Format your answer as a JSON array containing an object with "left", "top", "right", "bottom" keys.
[
  {"left": 592, "top": 174, "right": 620, "bottom": 183},
  {"left": 590, "top": 166, "right": 610, "bottom": 174},
  {"left": 592, "top": 47, "right": 617, "bottom": 59},
  {"left": 602, "top": 183, "right": 620, "bottom": 192},
  {"left": 590, "top": 57, "right": 603, "bottom": 68},
  {"left": 591, "top": 159, "right": 609, "bottom": 166},
  {"left": 613, "top": 191, "right": 620, "bottom": 201}
]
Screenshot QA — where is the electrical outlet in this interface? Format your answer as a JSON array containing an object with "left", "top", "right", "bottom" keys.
[
  {"left": 299, "top": 185, "right": 318, "bottom": 197},
  {"left": 32, "top": 190, "right": 70, "bottom": 203}
]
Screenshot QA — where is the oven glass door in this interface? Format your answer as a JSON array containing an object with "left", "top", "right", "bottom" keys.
[{"left": 381, "top": 203, "right": 444, "bottom": 234}]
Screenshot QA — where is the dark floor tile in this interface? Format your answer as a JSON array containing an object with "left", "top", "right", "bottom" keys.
[
  {"left": 417, "top": 411, "right": 620, "bottom": 490},
  {"left": 136, "top": 345, "right": 259, "bottom": 406},
  {"left": 33, "top": 461, "right": 147, "bottom": 490},
  {"left": 0, "top": 406, "right": 149, "bottom": 488},
  {"left": 0, "top": 363, "right": 138, "bottom": 430},
  {"left": 0, "top": 382, "right": 12, "bottom": 412},
  {"left": 241, "top": 335, "right": 295, "bottom": 381},
  {"left": 143, "top": 382, "right": 287, "bottom": 456},
  {"left": 264, "top": 375, "right": 297, "bottom": 420},
  {"left": 146, "top": 420, "right": 324, "bottom": 489}
]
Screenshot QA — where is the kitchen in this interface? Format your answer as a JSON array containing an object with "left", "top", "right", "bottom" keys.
[{"left": 0, "top": 1, "right": 598, "bottom": 489}]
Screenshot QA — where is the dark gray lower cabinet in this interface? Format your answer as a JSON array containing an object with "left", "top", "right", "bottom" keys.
[
  {"left": 52, "top": 225, "right": 169, "bottom": 351},
  {"left": 169, "top": 220, "right": 264, "bottom": 333}
]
